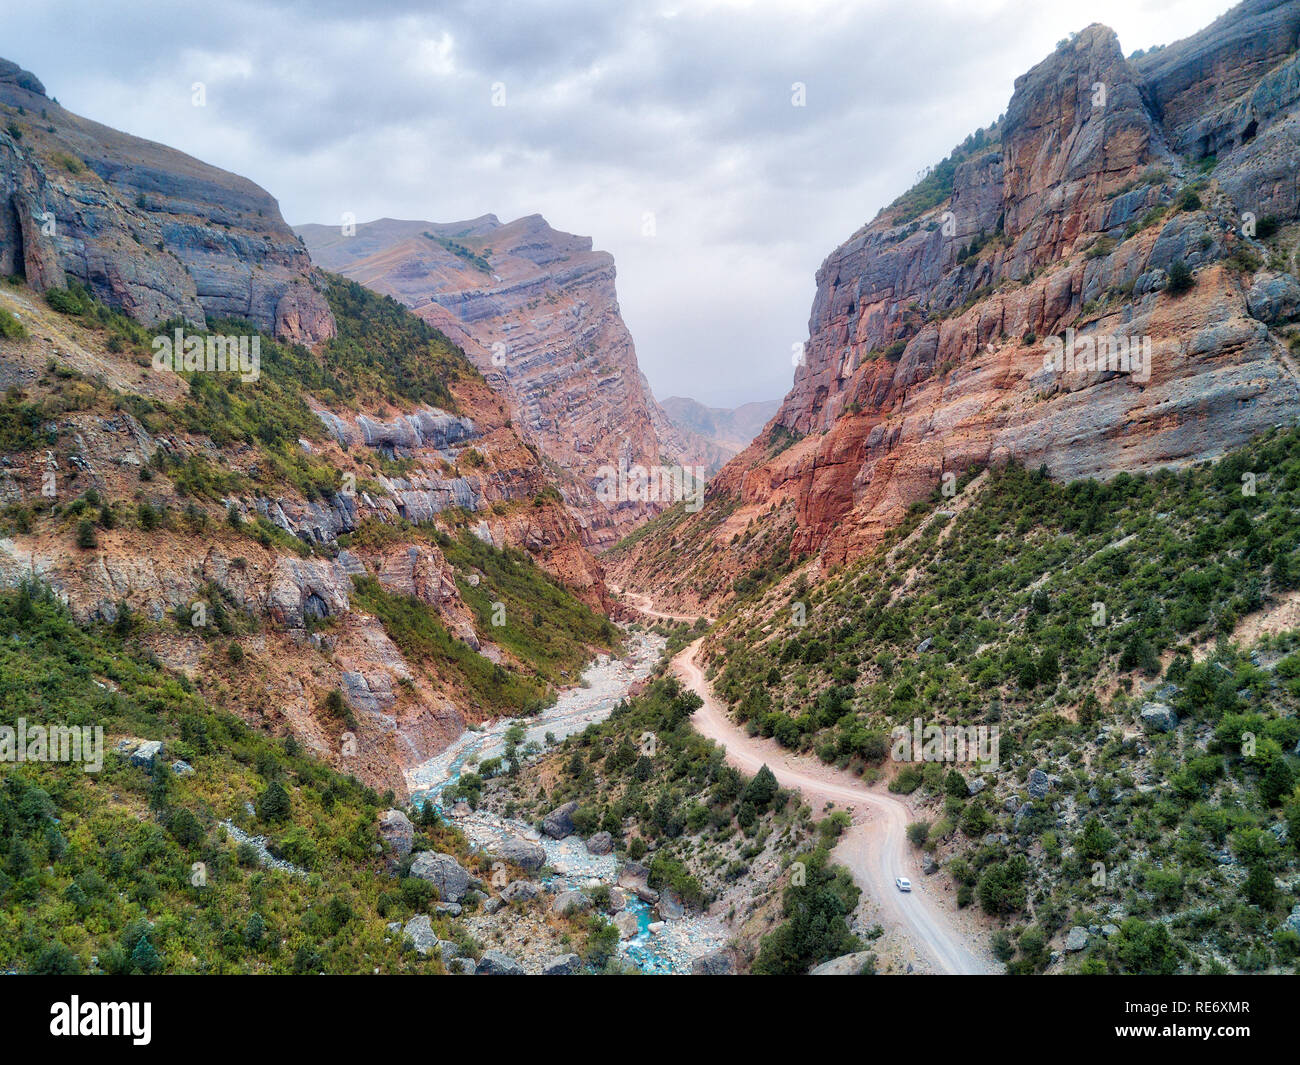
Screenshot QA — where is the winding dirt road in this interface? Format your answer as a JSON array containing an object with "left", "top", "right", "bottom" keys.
[{"left": 673, "top": 633, "right": 996, "bottom": 974}]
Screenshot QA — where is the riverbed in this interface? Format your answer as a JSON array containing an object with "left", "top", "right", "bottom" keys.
[{"left": 404, "top": 628, "right": 728, "bottom": 973}]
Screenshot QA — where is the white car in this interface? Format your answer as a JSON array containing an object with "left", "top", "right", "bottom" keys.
[{"left": 895, "top": 876, "right": 912, "bottom": 893}]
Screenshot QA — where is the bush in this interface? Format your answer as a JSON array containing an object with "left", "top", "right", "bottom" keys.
[
  {"left": 0, "top": 307, "right": 26, "bottom": 339},
  {"left": 1166, "top": 259, "right": 1194, "bottom": 295}
]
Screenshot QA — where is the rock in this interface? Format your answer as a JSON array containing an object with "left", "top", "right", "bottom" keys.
[
  {"left": 409, "top": 851, "right": 471, "bottom": 902},
  {"left": 434, "top": 902, "right": 461, "bottom": 917},
  {"left": 489, "top": 836, "right": 546, "bottom": 872},
  {"left": 614, "top": 911, "right": 640, "bottom": 939},
  {"left": 1027, "top": 769, "right": 1050, "bottom": 800},
  {"left": 585, "top": 830, "right": 614, "bottom": 855},
  {"left": 402, "top": 914, "right": 438, "bottom": 956},
  {"left": 542, "top": 953, "right": 582, "bottom": 975},
  {"left": 1064, "top": 926, "right": 1090, "bottom": 952},
  {"left": 501, "top": 879, "right": 542, "bottom": 904},
  {"left": 966, "top": 776, "right": 987, "bottom": 796},
  {"left": 608, "top": 886, "right": 628, "bottom": 912},
  {"left": 810, "top": 950, "right": 878, "bottom": 975},
  {"left": 171, "top": 760, "right": 194, "bottom": 776},
  {"left": 448, "top": 956, "right": 477, "bottom": 975},
  {"left": 1101, "top": 924, "right": 1120, "bottom": 938},
  {"left": 451, "top": 802, "right": 472, "bottom": 818},
  {"left": 378, "top": 809, "right": 415, "bottom": 858},
  {"left": 647, "top": 921, "right": 665, "bottom": 934},
  {"left": 916, "top": 637, "right": 933, "bottom": 653},
  {"left": 542, "top": 801, "right": 580, "bottom": 839},
  {"left": 921, "top": 853, "right": 939, "bottom": 875},
  {"left": 1284, "top": 905, "right": 1300, "bottom": 936},
  {"left": 657, "top": 888, "right": 685, "bottom": 920},
  {"left": 476, "top": 950, "right": 525, "bottom": 975},
  {"left": 1246, "top": 272, "right": 1300, "bottom": 324},
  {"left": 552, "top": 889, "right": 590, "bottom": 916},
  {"left": 121, "top": 740, "right": 163, "bottom": 769},
  {"left": 1013, "top": 803, "right": 1033, "bottom": 830},
  {"left": 691, "top": 947, "right": 735, "bottom": 975},
  {"left": 483, "top": 897, "right": 504, "bottom": 915},
  {"left": 1139, "top": 702, "right": 1178, "bottom": 733},
  {"left": 1003, "top": 796, "right": 1019, "bottom": 813}
]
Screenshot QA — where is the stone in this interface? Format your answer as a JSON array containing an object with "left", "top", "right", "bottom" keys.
[
  {"left": 402, "top": 915, "right": 438, "bottom": 956},
  {"left": 434, "top": 902, "right": 461, "bottom": 917},
  {"left": 171, "top": 760, "right": 194, "bottom": 776},
  {"left": 476, "top": 950, "right": 525, "bottom": 975},
  {"left": 585, "top": 830, "right": 614, "bottom": 855},
  {"left": 378, "top": 809, "right": 415, "bottom": 858},
  {"left": 489, "top": 836, "right": 546, "bottom": 872},
  {"left": 542, "top": 801, "right": 580, "bottom": 839},
  {"left": 614, "top": 911, "right": 640, "bottom": 939},
  {"left": 501, "top": 879, "right": 542, "bottom": 903},
  {"left": 409, "top": 851, "right": 471, "bottom": 902},
  {"left": 921, "top": 853, "right": 939, "bottom": 875},
  {"left": 1139, "top": 702, "right": 1178, "bottom": 733},
  {"left": 966, "top": 776, "right": 987, "bottom": 796},
  {"left": 125, "top": 740, "right": 163, "bottom": 769},
  {"left": 691, "top": 947, "right": 735, "bottom": 975},
  {"left": 1027, "top": 769, "right": 1050, "bottom": 800},
  {"left": 657, "top": 888, "right": 685, "bottom": 920},
  {"left": 542, "top": 953, "right": 582, "bottom": 975},
  {"left": 608, "top": 886, "right": 628, "bottom": 912},
  {"left": 552, "top": 889, "right": 590, "bottom": 916},
  {"left": 1064, "top": 926, "right": 1090, "bottom": 952},
  {"left": 916, "top": 637, "right": 933, "bottom": 653},
  {"left": 1101, "top": 924, "right": 1120, "bottom": 938}
]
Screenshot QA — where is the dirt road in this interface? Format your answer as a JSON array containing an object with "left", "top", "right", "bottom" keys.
[{"left": 674, "top": 637, "right": 996, "bottom": 975}]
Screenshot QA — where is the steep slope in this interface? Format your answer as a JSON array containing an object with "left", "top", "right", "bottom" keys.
[
  {"left": 610, "top": 1, "right": 1300, "bottom": 612},
  {"left": 693, "top": 426, "right": 1300, "bottom": 974},
  {"left": 0, "top": 62, "right": 618, "bottom": 799},
  {"left": 298, "top": 215, "right": 716, "bottom": 549},
  {"left": 0, "top": 59, "right": 333, "bottom": 344}
]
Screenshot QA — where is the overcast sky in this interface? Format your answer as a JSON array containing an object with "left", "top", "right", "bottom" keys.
[{"left": 9, "top": 0, "right": 1234, "bottom": 406}]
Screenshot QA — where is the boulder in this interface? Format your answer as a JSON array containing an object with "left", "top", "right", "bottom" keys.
[
  {"left": 542, "top": 801, "right": 579, "bottom": 839},
  {"left": 378, "top": 809, "right": 415, "bottom": 858},
  {"left": 402, "top": 914, "right": 438, "bottom": 956},
  {"left": 614, "top": 911, "right": 640, "bottom": 939},
  {"left": 552, "top": 889, "right": 590, "bottom": 916},
  {"left": 476, "top": 950, "right": 524, "bottom": 975},
  {"left": 409, "top": 851, "right": 471, "bottom": 902},
  {"left": 1139, "top": 702, "right": 1178, "bottom": 733},
  {"left": 1064, "top": 926, "right": 1090, "bottom": 952},
  {"left": 608, "top": 886, "right": 628, "bottom": 912},
  {"left": 966, "top": 776, "right": 987, "bottom": 796},
  {"left": 501, "top": 879, "right": 542, "bottom": 904},
  {"left": 691, "top": 947, "right": 734, "bottom": 975},
  {"left": 542, "top": 953, "right": 582, "bottom": 975},
  {"left": 585, "top": 831, "right": 614, "bottom": 855},
  {"left": 171, "top": 760, "right": 194, "bottom": 776},
  {"left": 1027, "top": 768, "right": 1051, "bottom": 799},
  {"left": 657, "top": 888, "right": 685, "bottom": 920},
  {"left": 489, "top": 836, "right": 546, "bottom": 872}
]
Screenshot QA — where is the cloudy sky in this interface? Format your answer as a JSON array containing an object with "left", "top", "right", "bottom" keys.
[{"left": 9, "top": 0, "right": 1234, "bottom": 406}]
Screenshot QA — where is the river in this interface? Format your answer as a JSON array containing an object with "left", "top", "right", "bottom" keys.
[{"left": 404, "top": 628, "right": 728, "bottom": 973}]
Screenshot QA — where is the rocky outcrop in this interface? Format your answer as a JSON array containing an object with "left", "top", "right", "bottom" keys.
[
  {"left": 298, "top": 215, "right": 705, "bottom": 549},
  {"left": 378, "top": 809, "right": 415, "bottom": 858},
  {"left": 612, "top": 3, "right": 1300, "bottom": 597},
  {"left": 541, "top": 800, "right": 579, "bottom": 839},
  {"left": 0, "top": 58, "right": 334, "bottom": 343}
]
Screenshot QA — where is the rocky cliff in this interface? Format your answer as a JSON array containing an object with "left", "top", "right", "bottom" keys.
[
  {"left": 298, "top": 215, "right": 715, "bottom": 549},
  {"left": 0, "top": 58, "right": 334, "bottom": 344},
  {"left": 610, "top": 0, "right": 1300, "bottom": 608}
]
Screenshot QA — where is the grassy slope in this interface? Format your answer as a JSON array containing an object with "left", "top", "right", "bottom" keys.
[{"left": 705, "top": 428, "right": 1300, "bottom": 974}]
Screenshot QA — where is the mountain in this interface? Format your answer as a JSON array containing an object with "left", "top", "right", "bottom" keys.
[
  {"left": 610, "top": 0, "right": 1300, "bottom": 613},
  {"left": 659, "top": 395, "right": 781, "bottom": 470},
  {"left": 0, "top": 61, "right": 616, "bottom": 801},
  {"left": 297, "top": 215, "right": 718, "bottom": 549},
  {"left": 0, "top": 60, "right": 333, "bottom": 344}
]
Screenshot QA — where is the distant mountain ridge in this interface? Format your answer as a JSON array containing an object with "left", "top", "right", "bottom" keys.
[{"left": 660, "top": 396, "right": 781, "bottom": 465}]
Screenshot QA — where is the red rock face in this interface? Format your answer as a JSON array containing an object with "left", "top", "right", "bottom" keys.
[
  {"left": 616, "top": 8, "right": 1300, "bottom": 604},
  {"left": 298, "top": 215, "right": 714, "bottom": 550}
]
